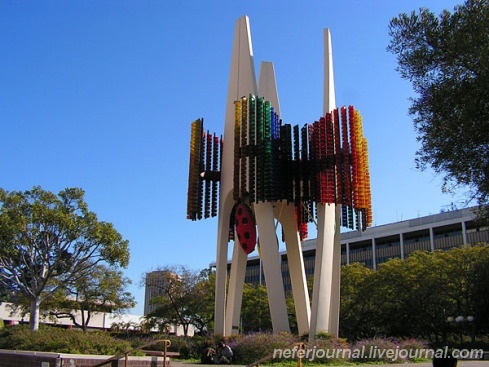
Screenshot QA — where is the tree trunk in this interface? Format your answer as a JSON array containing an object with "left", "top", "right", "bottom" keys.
[
  {"left": 29, "top": 297, "right": 41, "bottom": 331},
  {"left": 82, "top": 308, "right": 92, "bottom": 333}
]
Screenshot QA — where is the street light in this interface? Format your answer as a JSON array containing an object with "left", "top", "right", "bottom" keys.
[{"left": 447, "top": 315, "right": 475, "bottom": 346}]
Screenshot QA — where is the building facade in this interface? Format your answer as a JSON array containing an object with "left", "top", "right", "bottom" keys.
[
  {"left": 143, "top": 270, "right": 173, "bottom": 315},
  {"left": 236, "top": 207, "right": 489, "bottom": 291}
]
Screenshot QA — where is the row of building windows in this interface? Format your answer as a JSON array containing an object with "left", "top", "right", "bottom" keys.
[{"left": 238, "top": 208, "right": 489, "bottom": 290}]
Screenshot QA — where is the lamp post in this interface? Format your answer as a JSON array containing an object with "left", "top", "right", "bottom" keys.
[{"left": 447, "top": 315, "right": 475, "bottom": 347}]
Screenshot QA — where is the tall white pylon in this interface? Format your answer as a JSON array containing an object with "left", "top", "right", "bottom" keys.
[
  {"left": 214, "top": 15, "right": 257, "bottom": 336},
  {"left": 309, "top": 28, "right": 341, "bottom": 341},
  {"left": 258, "top": 61, "right": 311, "bottom": 335},
  {"left": 216, "top": 15, "right": 292, "bottom": 336}
]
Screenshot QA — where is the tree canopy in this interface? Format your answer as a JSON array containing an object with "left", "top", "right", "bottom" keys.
[
  {"left": 339, "top": 244, "right": 489, "bottom": 342},
  {"left": 47, "top": 264, "right": 135, "bottom": 332},
  {"left": 240, "top": 283, "right": 272, "bottom": 333},
  {"left": 387, "top": 0, "right": 489, "bottom": 212},
  {"left": 143, "top": 265, "right": 214, "bottom": 336},
  {"left": 141, "top": 242, "right": 489, "bottom": 341},
  {"left": 0, "top": 186, "right": 130, "bottom": 331}
]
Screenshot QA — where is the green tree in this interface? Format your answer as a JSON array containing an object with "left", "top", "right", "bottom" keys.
[
  {"left": 46, "top": 264, "right": 135, "bottom": 332},
  {"left": 240, "top": 283, "right": 272, "bottom": 332},
  {"left": 443, "top": 244, "right": 489, "bottom": 341},
  {"left": 143, "top": 265, "right": 213, "bottom": 336},
  {"left": 339, "top": 262, "right": 377, "bottom": 340},
  {"left": 373, "top": 251, "right": 454, "bottom": 341},
  {"left": 470, "top": 246, "right": 489, "bottom": 336},
  {"left": 387, "top": 1, "right": 489, "bottom": 212},
  {"left": 0, "top": 282, "right": 14, "bottom": 303},
  {"left": 187, "top": 268, "right": 215, "bottom": 335},
  {"left": 285, "top": 291, "right": 298, "bottom": 335},
  {"left": 0, "top": 186, "right": 130, "bottom": 331},
  {"left": 340, "top": 245, "right": 489, "bottom": 342}
]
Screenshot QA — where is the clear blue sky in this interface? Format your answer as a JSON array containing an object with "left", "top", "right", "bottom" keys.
[{"left": 0, "top": 1, "right": 467, "bottom": 314}]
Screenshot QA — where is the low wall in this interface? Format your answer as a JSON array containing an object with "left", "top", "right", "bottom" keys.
[
  {"left": 0, "top": 349, "right": 59, "bottom": 367},
  {"left": 0, "top": 349, "right": 170, "bottom": 367}
]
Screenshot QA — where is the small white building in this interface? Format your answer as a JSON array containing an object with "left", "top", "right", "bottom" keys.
[{"left": 0, "top": 302, "right": 193, "bottom": 336}]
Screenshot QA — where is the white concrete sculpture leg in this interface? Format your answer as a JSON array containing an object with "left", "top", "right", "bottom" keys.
[
  {"left": 256, "top": 62, "right": 290, "bottom": 334},
  {"left": 329, "top": 205, "right": 342, "bottom": 337},
  {"left": 309, "top": 203, "right": 337, "bottom": 340},
  {"left": 324, "top": 29, "right": 341, "bottom": 339},
  {"left": 214, "top": 15, "right": 257, "bottom": 336},
  {"left": 214, "top": 193, "right": 234, "bottom": 336},
  {"left": 309, "top": 29, "right": 341, "bottom": 340},
  {"left": 275, "top": 202, "right": 311, "bottom": 336},
  {"left": 257, "top": 59, "right": 312, "bottom": 333},
  {"left": 253, "top": 202, "right": 290, "bottom": 333},
  {"left": 225, "top": 240, "right": 248, "bottom": 336}
]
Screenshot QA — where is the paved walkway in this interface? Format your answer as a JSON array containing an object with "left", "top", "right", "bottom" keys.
[{"left": 173, "top": 360, "right": 489, "bottom": 367}]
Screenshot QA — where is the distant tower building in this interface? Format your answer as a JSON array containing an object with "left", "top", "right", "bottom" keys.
[
  {"left": 143, "top": 270, "right": 193, "bottom": 336},
  {"left": 143, "top": 271, "right": 167, "bottom": 315}
]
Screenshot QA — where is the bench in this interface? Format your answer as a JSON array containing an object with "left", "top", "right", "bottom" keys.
[{"left": 141, "top": 350, "right": 181, "bottom": 358}]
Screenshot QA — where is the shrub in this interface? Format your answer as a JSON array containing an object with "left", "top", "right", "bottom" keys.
[
  {"left": 230, "top": 332, "right": 352, "bottom": 365},
  {"left": 136, "top": 334, "right": 187, "bottom": 353},
  {"left": 305, "top": 336, "right": 351, "bottom": 364},
  {"left": 350, "top": 337, "right": 402, "bottom": 363},
  {"left": 314, "top": 331, "right": 333, "bottom": 340},
  {"left": 0, "top": 325, "right": 433, "bottom": 365},
  {"left": 398, "top": 338, "right": 430, "bottom": 362},
  {"left": 349, "top": 337, "right": 429, "bottom": 364},
  {"left": 231, "top": 332, "right": 298, "bottom": 364},
  {"left": 146, "top": 334, "right": 193, "bottom": 358},
  {"left": 111, "top": 332, "right": 215, "bottom": 360},
  {"left": 0, "top": 325, "right": 132, "bottom": 355},
  {"left": 180, "top": 334, "right": 216, "bottom": 360}
]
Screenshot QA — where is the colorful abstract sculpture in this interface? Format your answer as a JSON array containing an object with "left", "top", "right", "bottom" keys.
[{"left": 186, "top": 16, "right": 372, "bottom": 338}]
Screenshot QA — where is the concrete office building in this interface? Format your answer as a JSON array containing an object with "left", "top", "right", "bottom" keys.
[
  {"left": 143, "top": 270, "right": 170, "bottom": 315},
  {"left": 235, "top": 207, "right": 489, "bottom": 291}
]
